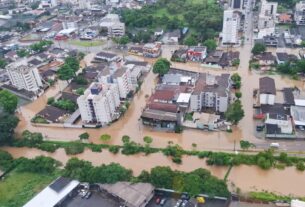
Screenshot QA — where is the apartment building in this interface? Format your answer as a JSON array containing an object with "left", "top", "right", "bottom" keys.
[
  {"left": 190, "top": 73, "right": 230, "bottom": 113},
  {"left": 100, "top": 14, "right": 125, "bottom": 37},
  {"left": 6, "top": 59, "right": 43, "bottom": 93},
  {"left": 257, "top": 0, "right": 277, "bottom": 38},
  {"left": 295, "top": 1, "right": 305, "bottom": 25},
  {"left": 221, "top": 10, "right": 240, "bottom": 45},
  {"left": 112, "top": 68, "right": 132, "bottom": 99},
  {"left": 77, "top": 83, "right": 120, "bottom": 125}
]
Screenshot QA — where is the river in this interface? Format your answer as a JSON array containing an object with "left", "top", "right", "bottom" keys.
[{"left": 2, "top": 146, "right": 305, "bottom": 197}]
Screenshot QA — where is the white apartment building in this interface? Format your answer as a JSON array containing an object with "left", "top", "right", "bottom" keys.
[
  {"left": 295, "top": 1, "right": 305, "bottom": 25},
  {"left": 77, "top": 83, "right": 120, "bottom": 125},
  {"left": 257, "top": 0, "right": 277, "bottom": 38},
  {"left": 100, "top": 14, "right": 125, "bottom": 37},
  {"left": 6, "top": 59, "right": 43, "bottom": 93},
  {"left": 221, "top": 10, "right": 240, "bottom": 45},
  {"left": 112, "top": 68, "right": 132, "bottom": 99}
]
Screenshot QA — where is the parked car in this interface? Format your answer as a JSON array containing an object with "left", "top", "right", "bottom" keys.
[
  {"left": 174, "top": 199, "right": 182, "bottom": 207},
  {"left": 299, "top": 126, "right": 305, "bottom": 131},
  {"left": 256, "top": 125, "right": 265, "bottom": 131},
  {"left": 181, "top": 200, "right": 188, "bottom": 207},
  {"left": 270, "top": 143, "right": 280, "bottom": 148},
  {"left": 160, "top": 198, "right": 167, "bottom": 206},
  {"left": 85, "top": 192, "right": 92, "bottom": 199},
  {"left": 181, "top": 193, "right": 190, "bottom": 200}
]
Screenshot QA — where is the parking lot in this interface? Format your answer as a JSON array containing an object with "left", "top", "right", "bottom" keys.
[
  {"left": 62, "top": 191, "right": 120, "bottom": 207},
  {"left": 147, "top": 195, "right": 227, "bottom": 207}
]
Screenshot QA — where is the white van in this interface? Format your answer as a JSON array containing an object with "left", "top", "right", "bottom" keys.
[{"left": 270, "top": 143, "right": 280, "bottom": 148}]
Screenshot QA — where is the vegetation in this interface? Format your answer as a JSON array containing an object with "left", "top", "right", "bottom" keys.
[
  {"left": 240, "top": 140, "right": 255, "bottom": 150},
  {"left": 68, "top": 40, "right": 104, "bottom": 47},
  {"left": 100, "top": 134, "right": 111, "bottom": 142},
  {"left": 153, "top": 58, "right": 171, "bottom": 76},
  {"left": 79, "top": 132, "right": 89, "bottom": 140},
  {"left": 184, "top": 112, "right": 194, "bottom": 121},
  {"left": 64, "top": 141, "right": 85, "bottom": 155},
  {"left": 17, "top": 156, "right": 60, "bottom": 174},
  {"left": 0, "top": 90, "right": 18, "bottom": 114},
  {"left": 231, "top": 73, "right": 241, "bottom": 89},
  {"left": 251, "top": 43, "right": 266, "bottom": 55},
  {"left": 74, "top": 76, "right": 88, "bottom": 85},
  {"left": 249, "top": 191, "right": 291, "bottom": 202},
  {"left": 276, "top": 59, "right": 305, "bottom": 76},
  {"left": 121, "top": 0, "right": 223, "bottom": 42},
  {"left": 232, "top": 59, "right": 240, "bottom": 67},
  {"left": 0, "top": 150, "right": 14, "bottom": 171},
  {"left": 0, "top": 58, "right": 7, "bottom": 69},
  {"left": 235, "top": 92, "right": 242, "bottom": 99},
  {"left": 113, "top": 35, "right": 130, "bottom": 45},
  {"left": 31, "top": 116, "right": 49, "bottom": 124},
  {"left": 30, "top": 40, "right": 53, "bottom": 53},
  {"left": 225, "top": 100, "right": 245, "bottom": 125},
  {"left": 184, "top": 35, "right": 197, "bottom": 46},
  {"left": 0, "top": 114, "right": 19, "bottom": 146},
  {"left": 203, "top": 39, "right": 217, "bottom": 52},
  {"left": 17, "top": 49, "right": 29, "bottom": 58},
  {"left": 57, "top": 56, "right": 80, "bottom": 81},
  {"left": 0, "top": 170, "right": 58, "bottom": 207},
  {"left": 75, "top": 87, "right": 85, "bottom": 95},
  {"left": 51, "top": 99, "right": 77, "bottom": 112}
]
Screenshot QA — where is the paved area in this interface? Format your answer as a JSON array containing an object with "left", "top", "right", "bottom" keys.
[{"left": 63, "top": 191, "right": 120, "bottom": 207}]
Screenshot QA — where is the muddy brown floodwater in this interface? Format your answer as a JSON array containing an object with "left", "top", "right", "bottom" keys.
[
  {"left": 9, "top": 45, "right": 305, "bottom": 196},
  {"left": 2, "top": 146, "right": 305, "bottom": 197}
]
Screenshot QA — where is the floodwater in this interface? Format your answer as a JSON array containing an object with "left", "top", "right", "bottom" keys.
[
  {"left": 2, "top": 146, "right": 305, "bottom": 197},
  {"left": 14, "top": 45, "right": 305, "bottom": 151}
]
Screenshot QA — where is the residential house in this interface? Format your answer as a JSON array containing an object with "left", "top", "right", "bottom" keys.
[
  {"left": 219, "top": 51, "right": 240, "bottom": 68},
  {"left": 124, "top": 60, "right": 151, "bottom": 73},
  {"left": 259, "top": 77, "right": 276, "bottom": 105},
  {"left": 95, "top": 51, "right": 121, "bottom": 63},
  {"left": 276, "top": 52, "right": 298, "bottom": 64},
  {"left": 171, "top": 48, "right": 188, "bottom": 63},
  {"left": 163, "top": 30, "right": 181, "bottom": 44},
  {"left": 128, "top": 46, "right": 144, "bottom": 56},
  {"left": 143, "top": 42, "right": 161, "bottom": 58},
  {"left": 265, "top": 113, "right": 293, "bottom": 134},
  {"left": 205, "top": 50, "right": 224, "bottom": 65},
  {"left": 154, "top": 28, "right": 164, "bottom": 37},
  {"left": 36, "top": 106, "right": 69, "bottom": 123},
  {"left": 187, "top": 46, "right": 207, "bottom": 62},
  {"left": 256, "top": 52, "right": 276, "bottom": 70},
  {"left": 278, "top": 13, "right": 292, "bottom": 24}
]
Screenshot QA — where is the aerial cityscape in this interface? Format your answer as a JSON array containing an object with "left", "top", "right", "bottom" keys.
[{"left": 0, "top": 0, "right": 305, "bottom": 206}]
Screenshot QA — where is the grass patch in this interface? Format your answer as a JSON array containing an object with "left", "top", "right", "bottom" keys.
[
  {"left": 0, "top": 170, "right": 58, "bottom": 207},
  {"left": 68, "top": 40, "right": 105, "bottom": 47}
]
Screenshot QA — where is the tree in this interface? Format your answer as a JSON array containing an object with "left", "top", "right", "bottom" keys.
[
  {"left": 203, "top": 39, "right": 217, "bottom": 52},
  {"left": 17, "top": 156, "right": 59, "bottom": 174},
  {"left": 231, "top": 73, "right": 241, "bottom": 89},
  {"left": 150, "top": 166, "right": 174, "bottom": 188},
  {"left": 183, "top": 174, "right": 202, "bottom": 196},
  {"left": 57, "top": 64, "right": 75, "bottom": 81},
  {"left": 79, "top": 132, "right": 89, "bottom": 140},
  {"left": 240, "top": 140, "right": 255, "bottom": 150},
  {"left": 21, "top": 130, "right": 43, "bottom": 146},
  {"left": 232, "top": 59, "right": 240, "bottom": 67},
  {"left": 65, "top": 56, "right": 80, "bottom": 72},
  {"left": 118, "top": 35, "right": 130, "bottom": 45},
  {"left": 0, "top": 114, "right": 19, "bottom": 145},
  {"left": 225, "top": 100, "right": 245, "bottom": 124},
  {"left": 17, "top": 49, "right": 29, "bottom": 58},
  {"left": 30, "top": 40, "right": 53, "bottom": 53},
  {"left": 184, "top": 36, "right": 197, "bottom": 46},
  {"left": 63, "top": 158, "right": 93, "bottom": 181},
  {"left": 122, "top": 135, "right": 130, "bottom": 144},
  {"left": 100, "top": 134, "right": 111, "bottom": 142},
  {"left": 296, "top": 161, "right": 305, "bottom": 171},
  {"left": 251, "top": 43, "right": 266, "bottom": 55},
  {"left": 235, "top": 92, "right": 242, "bottom": 99},
  {"left": 0, "top": 58, "right": 6, "bottom": 69},
  {"left": 143, "top": 136, "right": 153, "bottom": 145},
  {"left": 0, "top": 90, "right": 18, "bottom": 114},
  {"left": 153, "top": 58, "right": 171, "bottom": 76}
]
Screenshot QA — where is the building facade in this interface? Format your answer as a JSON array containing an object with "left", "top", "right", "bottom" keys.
[
  {"left": 77, "top": 83, "right": 120, "bottom": 125},
  {"left": 6, "top": 60, "right": 43, "bottom": 93},
  {"left": 295, "top": 1, "right": 305, "bottom": 25}
]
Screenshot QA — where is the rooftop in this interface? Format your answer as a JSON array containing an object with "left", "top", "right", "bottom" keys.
[{"left": 259, "top": 77, "right": 276, "bottom": 95}]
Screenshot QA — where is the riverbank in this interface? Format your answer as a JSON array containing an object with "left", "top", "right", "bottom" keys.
[{"left": 2, "top": 146, "right": 305, "bottom": 197}]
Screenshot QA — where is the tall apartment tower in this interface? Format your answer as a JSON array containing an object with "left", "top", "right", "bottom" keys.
[
  {"left": 6, "top": 59, "right": 43, "bottom": 93},
  {"left": 77, "top": 83, "right": 120, "bottom": 125}
]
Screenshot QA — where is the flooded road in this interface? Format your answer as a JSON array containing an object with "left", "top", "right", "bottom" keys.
[
  {"left": 14, "top": 45, "right": 305, "bottom": 151},
  {"left": 2, "top": 146, "right": 305, "bottom": 197}
]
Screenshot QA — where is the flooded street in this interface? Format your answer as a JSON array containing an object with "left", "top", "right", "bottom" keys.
[
  {"left": 2, "top": 146, "right": 305, "bottom": 197},
  {"left": 14, "top": 45, "right": 305, "bottom": 151}
]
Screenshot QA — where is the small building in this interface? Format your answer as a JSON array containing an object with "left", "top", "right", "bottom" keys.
[
  {"left": 265, "top": 113, "right": 293, "bottom": 134},
  {"left": 36, "top": 106, "right": 69, "bottom": 123},
  {"left": 276, "top": 52, "right": 298, "bottom": 64},
  {"left": 154, "top": 28, "right": 164, "bottom": 36},
  {"left": 291, "top": 199, "right": 305, "bottom": 207},
  {"left": 23, "top": 177, "right": 80, "bottom": 207},
  {"left": 128, "top": 46, "right": 144, "bottom": 56},
  {"left": 100, "top": 182, "right": 155, "bottom": 207},
  {"left": 256, "top": 52, "right": 276, "bottom": 70},
  {"left": 205, "top": 50, "right": 224, "bottom": 65},
  {"left": 125, "top": 60, "right": 151, "bottom": 72},
  {"left": 187, "top": 46, "right": 207, "bottom": 62},
  {"left": 278, "top": 13, "right": 292, "bottom": 24},
  {"left": 262, "top": 35, "right": 278, "bottom": 47},
  {"left": 291, "top": 105, "right": 305, "bottom": 127},
  {"left": 171, "top": 48, "right": 188, "bottom": 63},
  {"left": 143, "top": 42, "right": 161, "bottom": 58},
  {"left": 259, "top": 77, "right": 276, "bottom": 105},
  {"left": 95, "top": 51, "right": 121, "bottom": 62}
]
